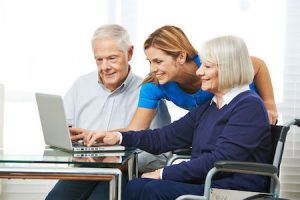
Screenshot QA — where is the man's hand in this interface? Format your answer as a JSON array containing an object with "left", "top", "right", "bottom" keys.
[
  {"left": 141, "top": 169, "right": 162, "bottom": 179},
  {"left": 69, "top": 127, "right": 89, "bottom": 141},
  {"left": 84, "top": 131, "right": 121, "bottom": 147}
]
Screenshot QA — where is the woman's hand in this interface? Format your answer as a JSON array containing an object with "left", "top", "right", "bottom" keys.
[
  {"left": 141, "top": 169, "right": 162, "bottom": 179},
  {"left": 84, "top": 131, "right": 121, "bottom": 147},
  {"left": 267, "top": 109, "right": 278, "bottom": 125}
]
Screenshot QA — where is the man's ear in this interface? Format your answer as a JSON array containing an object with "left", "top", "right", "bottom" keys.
[
  {"left": 127, "top": 46, "right": 134, "bottom": 61},
  {"left": 177, "top": 51, "right": 187, "bottom": 64}
]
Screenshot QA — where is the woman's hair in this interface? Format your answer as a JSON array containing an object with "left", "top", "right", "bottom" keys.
[
  {"left": 200, "top": 35, "right": 254, "bottom": 90},
  {"left": 91, "top": 24, "right": 132, "bottom": 54},
  {"left": 143, "top": 25, "right": 198, "bottom": 84}
]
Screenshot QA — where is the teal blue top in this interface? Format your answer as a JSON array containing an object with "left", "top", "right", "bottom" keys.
[
  {"left": 138, "top": 81, "right": 258, "bottom": 111},
  {"left": 138, "top": 55, "right": 258, "bottom": 111}
]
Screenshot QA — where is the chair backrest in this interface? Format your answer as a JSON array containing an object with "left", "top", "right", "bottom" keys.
[
  {"left": 273, "top": 119, "right": 300, "bottom": 173},
  {"left": 268, "top": 120, "right": 299, "bottom": 194},
  {"left": 270, "top": 124, "right": 290, "bottom": 174}
]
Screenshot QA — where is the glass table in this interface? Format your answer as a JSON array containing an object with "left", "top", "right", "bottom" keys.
[{"left": 0, "top": 146, "right": 138, "bottom": 200}]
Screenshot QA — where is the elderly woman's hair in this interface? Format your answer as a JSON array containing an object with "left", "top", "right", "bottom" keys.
[
  {"left": 91, "top": 24, "right": 132, "bottom": 54},
  {"left": 200, "top": 35, "right": 254, "bottom": 90}
]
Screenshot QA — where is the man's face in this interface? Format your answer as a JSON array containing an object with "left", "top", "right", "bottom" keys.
[{"left": 93, "top": 39, "right": 132, "bottom": 91}]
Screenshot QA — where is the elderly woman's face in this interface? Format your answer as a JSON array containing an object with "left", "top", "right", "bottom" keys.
[{"left": 196, "top": 61, "right": 219, "bottom": 93}]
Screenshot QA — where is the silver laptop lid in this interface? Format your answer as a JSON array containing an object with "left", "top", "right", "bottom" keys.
[
  {"left": 35, "top": 93, "right": 73, "bottom": 151},
  {"left": 35, "top": 93, "right": 126, "bottom": 152}
]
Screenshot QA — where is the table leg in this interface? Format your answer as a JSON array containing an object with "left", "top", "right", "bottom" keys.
[
  {"left": 127, "top": 152, "right": 138, "bottom": 180},
  {"left": 109, "top": 171, "right": 122, "bottom": 200},
  {"left": 0, "top": 167, "right": 122, "bottom": 200}
]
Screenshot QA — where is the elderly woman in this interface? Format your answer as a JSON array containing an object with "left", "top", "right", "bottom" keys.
[{"left": 85, "top": 35, "right": 272, "bottom": 200}]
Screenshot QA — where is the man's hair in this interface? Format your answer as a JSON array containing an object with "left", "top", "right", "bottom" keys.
[
  {"left": 200, "top": 35, "right": 254, "bottom": 90},
  {"left": 91, "top": 24, "right": 132, "bottom": 53}
]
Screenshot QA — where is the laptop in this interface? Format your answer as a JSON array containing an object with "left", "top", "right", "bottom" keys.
[
  {"left": 43, "top": 148, "right": 124, "bottom": 164},
  {"left": 35, "top": 93, "right": 125, "bottom": 152}
]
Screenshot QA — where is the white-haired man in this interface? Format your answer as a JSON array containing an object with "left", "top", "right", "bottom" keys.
[{"left": 46, "top": 24, "right": 171, "bottom": 200}]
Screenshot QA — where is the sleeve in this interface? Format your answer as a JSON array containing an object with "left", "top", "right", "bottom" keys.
[
  {"left": 249, "top": 82, "right": 258, "bottom": 94},
  {"left": 195, "top": 90, "right": 214, "bottom": 108},
  {"left": 162, "top": 97, "right": 271, "bottom": 183},
  {"left": 138, "top": 82, "right": 165, "bottom": 109},
  {"left": 121, "top": 105, "right": 208, "bottom": 154},
  {"left": 63, "top": 82, "right": 77, "bottom": 127}
]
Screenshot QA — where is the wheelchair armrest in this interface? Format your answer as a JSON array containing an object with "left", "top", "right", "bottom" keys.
[
  {"left": 167, "top": 148, "right": 192, "bottom": 166},
  {"left": 215, "top": 160, "right": 278, "bottom": 174},
  {"left": 173, "top": 148, "right": 192, "bottom": 155}
]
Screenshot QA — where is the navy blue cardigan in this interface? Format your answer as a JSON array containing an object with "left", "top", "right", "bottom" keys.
[{"left": 121, "top": 90, "right": 271, "bottom": 192}]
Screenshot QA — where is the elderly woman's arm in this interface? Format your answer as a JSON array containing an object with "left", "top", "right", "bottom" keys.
[
  {"left": 251, "top": 56, "right": 278, "bottom": 124},
  {"left": 161, "top": 95, "right": 271, "bottom": 184}
]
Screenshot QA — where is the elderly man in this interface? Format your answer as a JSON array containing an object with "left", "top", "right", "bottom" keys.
[{"left": 46, "top": 24, "right": 171, "bottom": 200}]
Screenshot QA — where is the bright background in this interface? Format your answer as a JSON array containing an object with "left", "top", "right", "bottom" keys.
[{"left": 0, "top": 0, "right": 299, "bottom": 199}]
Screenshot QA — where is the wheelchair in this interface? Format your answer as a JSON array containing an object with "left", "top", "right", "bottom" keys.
[{"left": 166, "top": 118, "right": 300, "bottom": 200}]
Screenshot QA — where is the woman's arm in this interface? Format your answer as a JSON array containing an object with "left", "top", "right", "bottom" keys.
[
  {"left": 126, "top": 107, "right": 157, "bottom": 131},
  {"left": 69, "top": 107, "right": 157, "bottom": 141},
  {"left": 69, "top": 107, "right": 157, "bottom": 139},
  {"left": 251, "top": 56, "right": 278, "bottom": 124},
  {"left": 83, "top": 108, "right": 156, "bottom": 145},
  {"left": 85, "top": 106, "right": 198, "bottom": 151},
  {"left": 162, "top": 96, "right": 271, "bottom": 183},
  {"left": 104, "top": 108, "right": 156, "bottom": 133},
  {"left": 122, "top": 81, "right": 167, "bottom": 131}
]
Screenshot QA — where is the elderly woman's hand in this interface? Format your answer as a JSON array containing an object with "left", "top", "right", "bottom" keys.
[
  {"left": 141, "top": 169, "right": 162, "bottom": 179},
  {"left": 84, "top": 131, "right": 121, "bottom": 147}
]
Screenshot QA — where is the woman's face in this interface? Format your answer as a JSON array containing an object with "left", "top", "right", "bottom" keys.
[
  {"left": 196, "top": 60, "right": 219, "bottom": 93},
  {"left": 144, "top": 47, "right": 179, "bottom": 84}
]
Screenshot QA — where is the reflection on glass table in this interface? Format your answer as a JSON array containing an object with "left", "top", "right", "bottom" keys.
[
  {"left": 0, "top": 146, "right": 138, "bottom": 200},
  {"left": 0, "top": 146, "right": 136, "bottom": 166}
]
